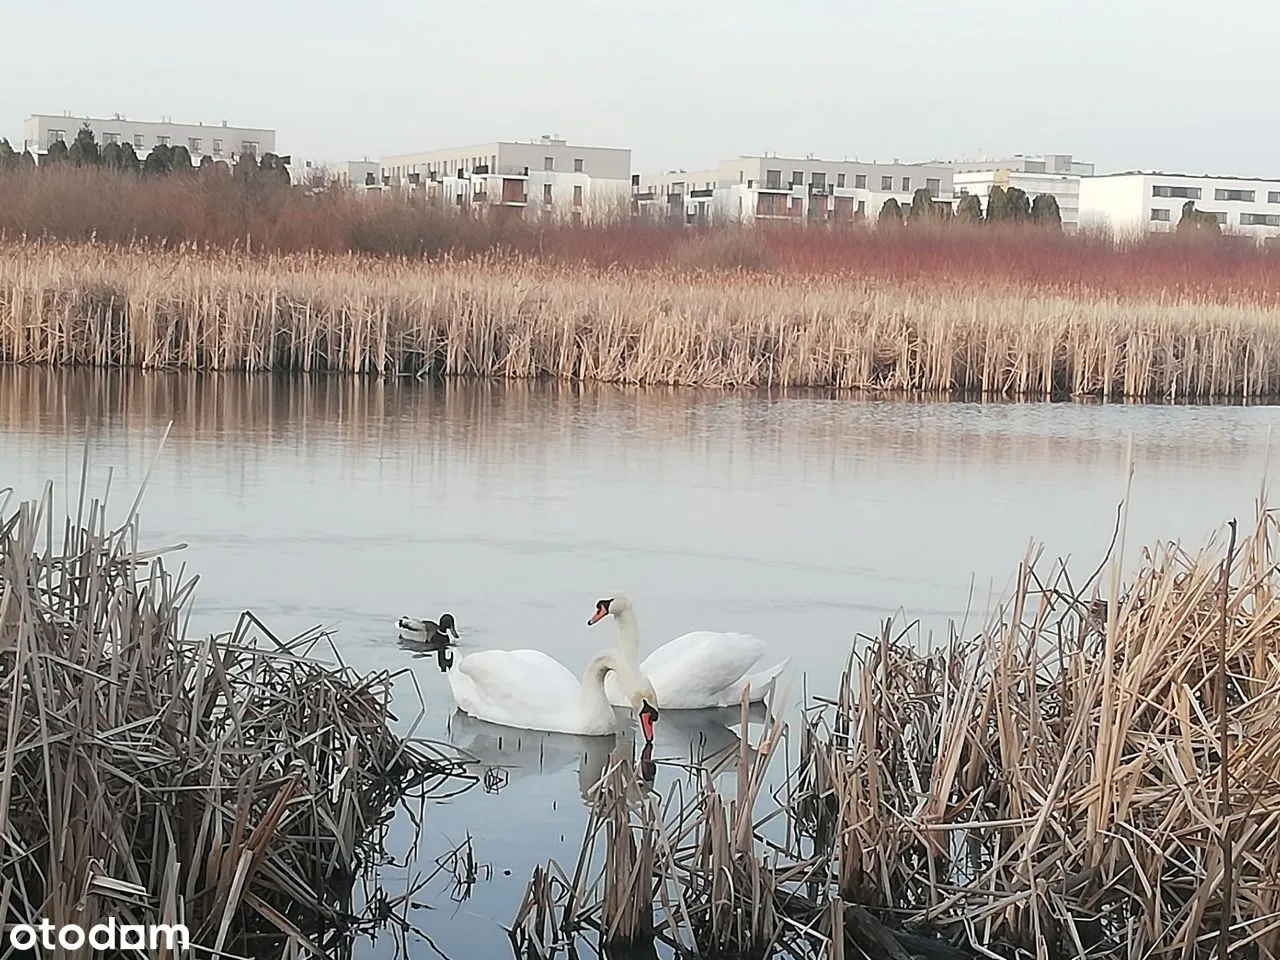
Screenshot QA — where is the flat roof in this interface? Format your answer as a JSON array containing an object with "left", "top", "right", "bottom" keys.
[
  {"left": 1095, "top": 170, "right": 1280, "bottom": 184},
  {"left": 26, "top": 114, "right": 274, "bottom": 133}
]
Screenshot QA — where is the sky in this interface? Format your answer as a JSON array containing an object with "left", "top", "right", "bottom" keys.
[{"left": 3, "top": 0, "right": 1278, "bottom": 176}]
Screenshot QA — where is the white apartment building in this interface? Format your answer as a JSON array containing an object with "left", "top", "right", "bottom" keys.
[
  {"left": 378, "top": 136, "right": 632, "bottom": 221},
  {"left": 636, "top": 155, "right": 954, "bottom": 226},
  {"left": 22, "top": 113, "right": 276, "bottom": 162},
  {"left": 1079, "top": 172, "right": 1280, "bottom": 242},
  {"left": 950, "top": 153, "right": 1094, "bottom": 229}
]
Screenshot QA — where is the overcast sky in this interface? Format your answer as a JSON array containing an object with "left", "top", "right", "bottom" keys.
[{"left": 3, "top": 0, "right": 1276, "bottom": 176}]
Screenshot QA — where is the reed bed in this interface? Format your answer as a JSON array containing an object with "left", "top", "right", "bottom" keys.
[
  {"left": 516, "top": 502, "right": 1280, "bottom": 960},
  {"left": 0, "top": 481, "right": 471, "bottom": 957},
  {"left": 4, "top": 242, "right": 1280, "bottom": 399},
  {"left": 5, "top": 167, "right": 1280, "bottom": 302}
]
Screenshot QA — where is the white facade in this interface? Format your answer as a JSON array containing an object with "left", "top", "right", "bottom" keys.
[
  {"left": 1079, "top": 173, "right": 1280, "bottom": 242},
  {"left": 379, "top": 136, "right": 632, "bottom": 221},
  {"left": 636, "top": 156, "right": 954, "bottom": 227},
  {"left": 950, "top": 154, "right": 1094, "bottom": 229},
  {"left": 22, "top": 113, "right": 276, "bottom": 162}
]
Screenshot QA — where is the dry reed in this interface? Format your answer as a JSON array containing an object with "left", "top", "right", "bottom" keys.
[
  {"left": 0, "top": 479, "right": 471, "bottom": 958},
  {"left": 4, "top": 242, "right": 1280, "bottom": 399},
  {"left": 517, "top": 501, "right": 1280, "bottom": 960}
]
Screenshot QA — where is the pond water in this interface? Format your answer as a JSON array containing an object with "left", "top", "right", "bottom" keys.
[{"left": 1, "top": 368, "right": 1277, "bottom": 958}]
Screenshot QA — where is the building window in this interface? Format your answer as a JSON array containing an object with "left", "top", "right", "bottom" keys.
[
  {"left": 881, "top": 176, "right": 893, "bottom": 191},
  {"left": 855, "top": 174, "right": 866, "bottom": 189},
  {"left": 836, "top": 173, "right": 845, "bottom": 188},
  {"left": 213, "top": 139, "right": 223, "bottom": 156},
  {"left": 1215, "top": 188, "right": 1255, "bottom": 202},
  {"left": 156, "top": 136, "right": 170, "bottom": 146},
  {"left": 926, "top": 178, "right": 941, "bottom": 197},
  {"left": 791, "top": 170, "right": 803, "bottom": 185},
  {"left": 103, "top": 132, "right": 120, "bottom": 145},
  {"left": 189, "top": 138, "right": 201, "bottom": 154},
  {"left": 46, "top": 129, "right": 65, "bottom": 147},
  {"left": 1150, "top": 208, "right": 1171, "bottom": 222},
  {"left": 543, "top": 183, "right": 552, "bottom": 204},
  {"left": 573, "top": 185, "right": 583, "bottom": 206},
  {"left": 1241, "top": 213, "right": 1280, "bottom": 227},
  {"left": 1269, "top": 191, "right": 1280, "bottom": 203},
  {"left": 811, "top": 172, "right": 826, "bottom": 190},
  {"left": 544, "top": 156, "right": 554, "bottom": 170},
  {"left": 134, "top": 134, "right": 144, "bottom": 148},
  {"left": 1152, "top": 185, "right": 1201, "bottom": 199},
  {"left": 857, "top": 200, "right": 866, "bottom": 215},
  {"left": 765, "top": 169, "right": 782, "bottom": 189},
  {"left": 241, "top": 141, "right": 258, "bottom": 157},
  {"left": 901, "top": 177, "right": 911, "bottom": 192},
  {"left": 573, "top": 158, "right": 584, "bottom": 172},
  {"left": 1208, "top": 211, "right": 1228, "bottom": 224}
]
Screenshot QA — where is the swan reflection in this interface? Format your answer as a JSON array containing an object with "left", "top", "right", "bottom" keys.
[{"left": 446, "top": 701, "right": 768, "bottom": 804}]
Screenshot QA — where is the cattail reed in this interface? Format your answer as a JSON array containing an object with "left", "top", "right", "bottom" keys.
[
  {"left": 4, "top": 241, "right": 1280, "bottom": 399},
  {"left": 519, "top": 503, "right": 1280, "bottom": 959},
  {"left": 0, "top": 481, "right": 471, "bottom": 957}
]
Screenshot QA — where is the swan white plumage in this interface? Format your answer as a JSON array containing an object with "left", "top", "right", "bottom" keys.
[
  {"left": 590, "top": 594, "right": 789, "bottom": 710},
  {"left": 445, "top": 645, "right": 660, "bottom": 739}
]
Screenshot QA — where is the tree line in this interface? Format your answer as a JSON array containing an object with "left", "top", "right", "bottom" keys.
[
  {"left": 877, "top": 185, "right": 1064, "bottom": 229},
  {"left": 0, "top": 122, "right": 291, "bottom": 185},
  {"left": 878, "top": 185, "right": 1226, "bottom": 236}
]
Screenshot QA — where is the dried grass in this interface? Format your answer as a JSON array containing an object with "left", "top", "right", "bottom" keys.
[
  {"left": 0, "top": 478, "right": 471, "bottom": 957},
  {"left": 517, "top": 499, "right": 1280, "bottom": 960},
  {"left": 4, "top": 242, "right": 1280, "bottom": 399}
]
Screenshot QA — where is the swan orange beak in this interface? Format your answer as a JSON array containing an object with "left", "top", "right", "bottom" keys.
[
  {"left": 587, "top": 605, "right": 608, "bottom": 626},
  {"left": 639, "top": 702, "right": 658, "bottom": 742}
]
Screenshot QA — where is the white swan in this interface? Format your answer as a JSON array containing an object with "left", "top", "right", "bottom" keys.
[
  {"left": 590, "top": 594, "right": 788, "bottom": 710},
  {"left": 446, "top": 645, "right": 660, "bottom": 739}
]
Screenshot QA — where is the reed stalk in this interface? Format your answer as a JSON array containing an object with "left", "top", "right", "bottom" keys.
[
  {"left": 519, "top": 503, "right": 1280, "bottom": 960},
  {"left": 3, "top": 242, "right": 1280, "bottom": 399},
  {"left": 0, "top": 482, "right": 471, "bottom": 958}
]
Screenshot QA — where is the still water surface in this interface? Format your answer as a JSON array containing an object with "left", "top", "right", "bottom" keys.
[{"left": 1, "top": 369, "right": 1277, "bottom": 956}]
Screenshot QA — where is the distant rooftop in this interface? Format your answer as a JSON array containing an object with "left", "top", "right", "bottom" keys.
[{"left": 1096, "top": 170, "right": 1280, "bottom": 183}]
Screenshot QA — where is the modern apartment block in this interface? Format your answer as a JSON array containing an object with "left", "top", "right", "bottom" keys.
[
  {"left": 636, "top": 155, "right": 954, "bottom": 226},
  {"left": 21, "top": 113, "right": 276, "bottom": 162},
  {"left": 1079, "top": 172, "right": 1280, "bottom": 241},
  {"left": 950, "top": 154, "right": 1094, "bottom": 230},
  {"left": 378, "top": 136, "right": 632, "bottom": 221}
]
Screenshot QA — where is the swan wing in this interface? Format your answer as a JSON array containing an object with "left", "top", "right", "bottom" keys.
[
  {"left": 738, "top": 657, "right": 790, "bottom": 702},
  {"left": 448, "top": 650, "right": 585, "bottom": 731},
  {"left": 639, "top": 632, "right": 770, "bottom": 710}
]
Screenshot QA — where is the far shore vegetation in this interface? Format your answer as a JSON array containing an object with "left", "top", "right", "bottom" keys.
[{"left": 2, "top": 124, "right": 1279, "bottom": 399}]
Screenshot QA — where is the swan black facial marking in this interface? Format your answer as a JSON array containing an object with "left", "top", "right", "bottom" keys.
[{"left": 596, "top": 598, "right": 612, "bottom": 614}]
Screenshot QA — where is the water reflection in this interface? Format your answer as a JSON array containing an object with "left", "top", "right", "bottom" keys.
[
  {"left": 448, "top": 702, "right": 766, "bottom": 805},
  {"left": 397, "top": 635, "right": 456, "bottom": 671}
]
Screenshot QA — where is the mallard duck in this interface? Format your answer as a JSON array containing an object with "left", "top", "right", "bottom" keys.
[{"left": 397, "top": 613, "right": 459, "bottom": 642}]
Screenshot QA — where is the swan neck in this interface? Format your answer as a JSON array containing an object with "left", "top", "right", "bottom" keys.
[
  {"left": 613, "top": 608, "right": 640, "bottom": 662},
  {"left": 580, "top": 653, "right": 618, "bottom": 722}
]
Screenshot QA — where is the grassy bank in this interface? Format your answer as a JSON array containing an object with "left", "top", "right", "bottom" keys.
[{"left": 3, "top": 241, "right": 1280, "bottom": 399}]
